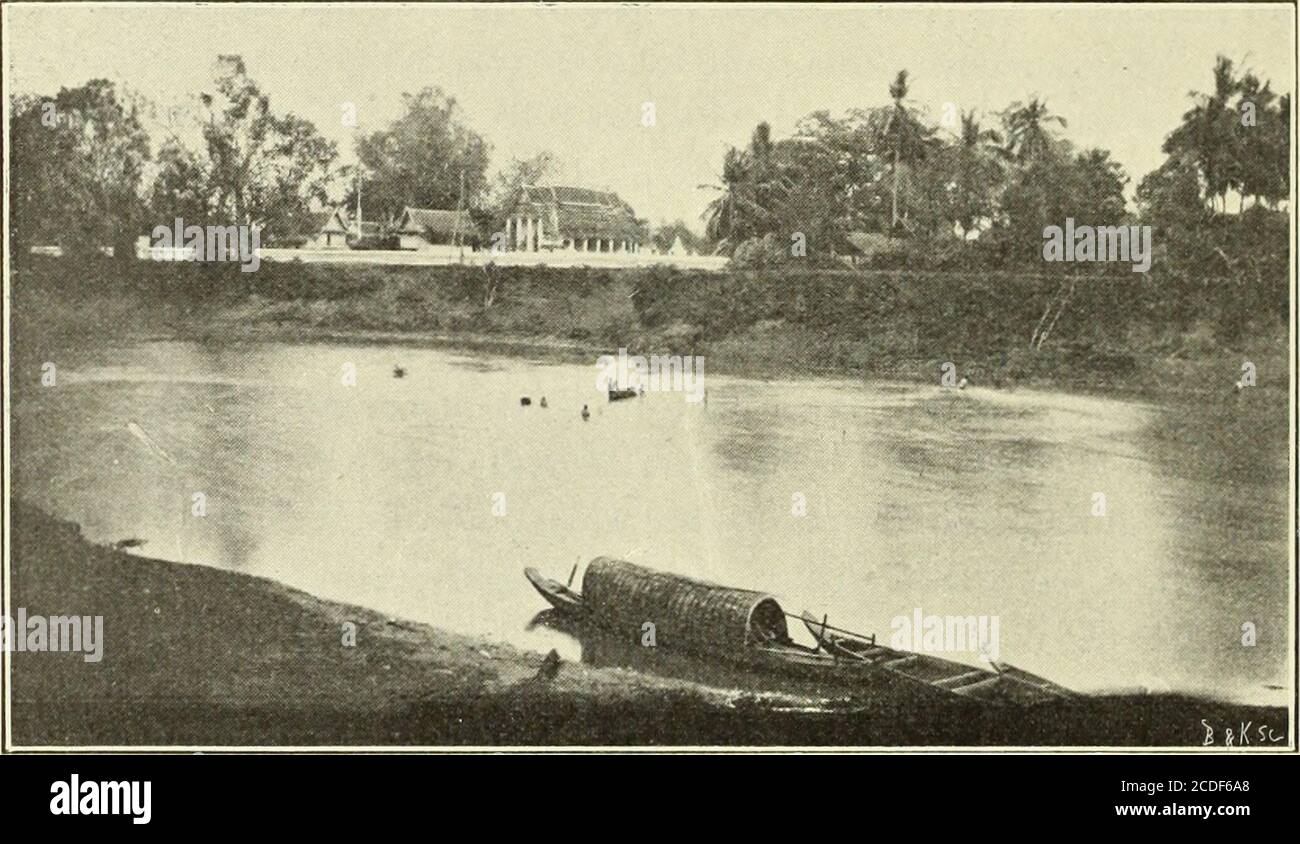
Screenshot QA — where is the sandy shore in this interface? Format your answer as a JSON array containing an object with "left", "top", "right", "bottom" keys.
[{"left": 6, "top": 503, "right": 1290, "bottom": 747}]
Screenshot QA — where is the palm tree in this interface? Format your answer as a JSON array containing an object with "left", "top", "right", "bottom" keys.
[
  {"left": 700, "top": 123, "right": 794, "bottom": 251},
  {"left": 947, "top": 110, "right": 1004, "bottom": 234},
  {"left": 1233, "top": 71, "right": 1285, "bottom": 210},
  {"left": 700, "top": 147, "right": 757, "bottom": 249},
  {"left": 1163, "top": 55, "right": 1241, "bottom": 212},
  {"left": 959, "top": 110, "right": 1003, "bottom": 151},
  {"left": 880, "top": 70, "right": 936, "bottom": 230},
  {"left": 888, "top": 71, "right": 907, "bottom": 228},
  {"left": 1001, "top": 97, "right": 1067, "bottom": 164}
]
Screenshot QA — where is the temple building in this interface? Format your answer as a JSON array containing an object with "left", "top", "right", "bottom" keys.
[
  {"left": 503, "top": 185, "right": 644, "bottom": 253},
  {"left": 306, "top": 209, "right": 352, "bottom": 249},
  {"left": 395, "top": 207, "right": 474, "bottom": 250}
]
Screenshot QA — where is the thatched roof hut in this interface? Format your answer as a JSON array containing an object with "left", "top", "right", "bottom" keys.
[{"left": 581, "top": 558, "right": 788, "bottom": 654}]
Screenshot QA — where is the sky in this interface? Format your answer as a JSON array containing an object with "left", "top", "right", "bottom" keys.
[{"left": 4, "top": 3, "right": 1295, "bottom": 233}]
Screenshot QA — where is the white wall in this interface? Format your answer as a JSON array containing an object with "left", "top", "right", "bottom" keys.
[{"left": 256, "top": 247, "right": 730, "bottom": 272}]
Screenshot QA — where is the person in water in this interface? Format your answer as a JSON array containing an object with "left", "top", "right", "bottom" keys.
[
  {"left": 580, "top": 404, "right": 590, "bottom": 421},
  {"left": 540, "top": 397, "right": 548, "bottom": 408}
]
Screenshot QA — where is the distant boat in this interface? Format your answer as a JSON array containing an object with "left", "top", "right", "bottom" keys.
[{"left": 607, "top": 387, "right": 638, "bottom": 402}]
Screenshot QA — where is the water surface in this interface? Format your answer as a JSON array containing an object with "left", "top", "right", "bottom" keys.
[{"left": 10, "top": 339, "right": 1289, "bottom": 704}]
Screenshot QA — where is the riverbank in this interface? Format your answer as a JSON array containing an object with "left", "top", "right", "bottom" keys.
[
  {"left": 6, "top": 504, "right": 1290, "bottom": 747},
  {"left": 10, "top": 255, "right": 1291, "bottom": 409}
]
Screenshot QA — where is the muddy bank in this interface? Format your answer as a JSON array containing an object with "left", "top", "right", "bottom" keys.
[
  {"left": 5, "top": 504, "right": 1290, "bottom": 747},
  {"left": 5, "top": 502, "right": 754, "bottom": 746}
]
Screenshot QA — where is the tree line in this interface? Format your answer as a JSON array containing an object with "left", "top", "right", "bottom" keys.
[
  {"left": 703, "top": 59, "right": 1288, "bottom": 275},
  {"left": 10, "top": 55, "right": 536, "bottom": 256},
  {"left": 8, "top": 53, "right": 1290, "bottom": 278}
]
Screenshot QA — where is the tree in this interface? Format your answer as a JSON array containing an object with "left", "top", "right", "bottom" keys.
[
  {"left": 940, "top": 110, "right": 1006, "bottom": 236},
  {"left": 701, "top": 147, "right": 759, "bottom": 249},
  {"left": 1233, "top": 74, "right": 1289, "bottom": 208},
  {"left": 1001, "top": 97, "right": 1067, "bottom": 164},
  {"left": 700, "top": 122, "right": 794, "bottom": 252},
  {"left": 995, "top": 142, "right": 1127, "bottom": 266},
  {"left": 347, "top": 86, "right": 490, "bottom": 223},
  {"left": 1163, "top": 55, "right": 1241, "bottom": 212},
  {"left": 491, "top": 151, "right": 558, "bottom": 206},
  {"left": 790, "top": 109, "right": 883, "bottom": 235},
  {"left": 1140, "top": 58, "right": 1290, "bottom": 291},
  {"left": 199, "top": 55, "right": 337, "bottom": 237},
  {"left": 1067, "top": 148, "right": 1129, "bottom": 224},
  {"left": 772, "top": 134, "right": 852, "bottom": 256},
  {"left": 877, "top": 70, "right": 938, "bottom": 230},
  {"left": 1154, "top": 55, "right": 1289, "bottom": 214},
  {"left": 8, "top": 81, "right": 151, "bottom": 259},
  {"left": 149, "top": 138, "right": 213, "bottom": 225},
  {"left": 868, "top": 106, "right": 1007, "bottom": 242}
]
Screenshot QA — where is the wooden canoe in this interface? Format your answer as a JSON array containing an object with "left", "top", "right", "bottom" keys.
[
  {"left": 524, "top": 567, "right": 585, "bottom": 615},
  {"left": 521, "top": 564, "right": 1073, "bottom": 705},
  {"left": 800, "top": 611, "right": 1074, "bottom": 705}
]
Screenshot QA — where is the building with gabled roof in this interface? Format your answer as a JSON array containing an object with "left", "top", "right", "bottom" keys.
[
  {"left": 306, "top": 209, "right": 352, "bottom": 249},
  {"left": 503, "top": 185, "right": 644, "bottom": 253},
  {"left": 395, "top": 207, "right": 475, "bottom": 250}
]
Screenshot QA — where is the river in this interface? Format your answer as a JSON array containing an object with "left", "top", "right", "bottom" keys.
[{"left": 9, "top": 338, "right": 1290, "bottom": 704}]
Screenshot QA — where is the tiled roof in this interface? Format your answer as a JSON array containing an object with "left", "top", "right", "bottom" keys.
[
  {"left": 396, "top": 207, "right": 473, "bottom": 237},
  {"left": 319, "top": 210, "right": 351, "bottom": 234},
  {"left": 509, "top": 185, "right": 641, "bottom": 241}
]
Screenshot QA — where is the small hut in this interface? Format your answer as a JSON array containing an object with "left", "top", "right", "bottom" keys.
[{"left": 580, "top": 558, "right": 788, "bottom": 653}]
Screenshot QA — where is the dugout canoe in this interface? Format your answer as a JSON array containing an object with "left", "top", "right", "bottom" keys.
[
  {"left": 801, "top": 611, "right": 1075, "bottom": 705},
  {"left": 522, "top": 559, "right": 915, "bottom": 696},
  {"left": 524, "top": 566, "right": 584, "bottom": 615},
  {"left": 526, "top": 558, "right": 869, "bottom": 681},
  {"left": 524, "top": 558, "right": 1074, "bottom": 704}
]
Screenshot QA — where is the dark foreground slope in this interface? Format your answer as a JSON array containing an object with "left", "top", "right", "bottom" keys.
[{"left": 7, "top": 504, "right": 1289, "bottom": 747}]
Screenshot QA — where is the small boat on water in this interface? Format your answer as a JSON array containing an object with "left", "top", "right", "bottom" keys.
[
  {"left": 607, "top": 387, "right": 638, "bottom": 402},
  {"left": 525, "top": 559, "right": 1074, "bottom": 705}
]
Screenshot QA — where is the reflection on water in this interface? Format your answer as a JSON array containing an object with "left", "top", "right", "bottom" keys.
[{"left": 9, "top": 339, "right": 1289, "bottom": 704}]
